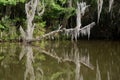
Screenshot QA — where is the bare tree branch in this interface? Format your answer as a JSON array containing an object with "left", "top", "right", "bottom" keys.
[
  {"left": 37, "top": 0, "right": 45, "bottom": 16},
  {"left": 31, "top": 22, "right": 95, "bottom": 42}
]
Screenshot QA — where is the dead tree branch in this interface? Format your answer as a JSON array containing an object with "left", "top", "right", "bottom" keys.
[{"left": 31, "top": 22, "right": 95, "bottom": 42}]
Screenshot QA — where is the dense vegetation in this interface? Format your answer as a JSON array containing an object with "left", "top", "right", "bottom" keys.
[{"left": 0, "top": 0, "right": 120, "bottom": 41}]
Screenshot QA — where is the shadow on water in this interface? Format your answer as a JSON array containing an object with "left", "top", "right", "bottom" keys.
[{"left": 0, "top": 40, "right": 120, "bottom": 80}]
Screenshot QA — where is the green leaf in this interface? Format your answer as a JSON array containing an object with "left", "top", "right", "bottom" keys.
[
  {"left": 0, "top": 56, "right": 4, "bottom": 60},
  {"left": 51, "top": 72, "right": 63, "bottom": 80},
  {"left": 0, "top": 0, "right": 25, "bottom": 5},
  {"left": 0, "top": 24, "right": 5, "bottom": 29}
]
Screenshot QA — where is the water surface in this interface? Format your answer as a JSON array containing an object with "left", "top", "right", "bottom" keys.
[{"left": 0, "top": 40, "right": 120, "bottom": 80}]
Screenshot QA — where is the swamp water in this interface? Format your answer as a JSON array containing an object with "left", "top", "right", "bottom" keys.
[{"left": 0, "top": 40, "right": 120, "bottom": 80}]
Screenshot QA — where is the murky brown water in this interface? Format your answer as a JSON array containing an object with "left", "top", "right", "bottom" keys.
[{"left": 0, "top": 40, "right": 120, "bottom": 80}]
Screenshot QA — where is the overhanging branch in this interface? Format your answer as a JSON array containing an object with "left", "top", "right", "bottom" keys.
[{"left": 31, "top": 22, "right": 95, "bottom": 42}]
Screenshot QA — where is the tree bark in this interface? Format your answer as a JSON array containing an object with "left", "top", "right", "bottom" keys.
[
  {"left": 20, "top": 0, "right": 44, "bottom": 43},
  {"left": 20, "top": 1, "right": 95, "bottom": 43},
  {"left": 30, "top": 22, "right": 95, "bottom": 42}
]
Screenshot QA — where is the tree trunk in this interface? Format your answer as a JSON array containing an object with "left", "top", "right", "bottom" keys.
[
  {"left": 20, "top": 0, "right": 44, "bottom": 43},
  {"left": 20, "top": 1, "right": 95, "bottom": 42}
]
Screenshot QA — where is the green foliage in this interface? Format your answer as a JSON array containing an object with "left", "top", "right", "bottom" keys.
[
  {"left": 91, "top": 0, "right": 97, "bottom": 6},
  {"left": 0, "top": 24, "right": 5, "bottom": 30},
  {"left": 0, "top": 0, "right": 119, "bottom": 40},
  {"left": 51, "top": 72, "right": 64, "bottom": 80},
  {"left": 0, "top": 16, "right": 19, "bottom": 40},
  {"left": 45, "top": 0, "right": 75, "bottom": 18},
  {"left": 0, "top": 56, "right": 4, "bottom": 60},
  {"left": 34, "top": 14, "right": 46, "bottom": 38},
  {"left": 1, "top": 16, "right": 12, "bottom": 29},
  {"left": 44, "top": 0, "right": 65, "bottom": 19},
  {"left": 43, "top": 0, "right": 75, "bottom": 30},
  {"left": 34, "top": 21, "right": 46, "bottom": 38},
  {"left": 36, "top": 54, "right": 46, "bottom": 61},
  {"left": 59, "top": 0, "right": 66, "bottom": 5},
  {"left": 0, "top": 0, "right": 25, "bottom": 5}
]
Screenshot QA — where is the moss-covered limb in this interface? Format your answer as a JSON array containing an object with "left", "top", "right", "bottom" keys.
[
  {"left": 29, "top": 2, "right": 95, "bottom": 42},
  {"left": 30, "top": 22, "right": 95, "bottom": 42}
]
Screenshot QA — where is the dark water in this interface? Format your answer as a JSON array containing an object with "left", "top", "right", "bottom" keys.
[{"left": 0, "top": 40, "right": 120, "bottom": 80}]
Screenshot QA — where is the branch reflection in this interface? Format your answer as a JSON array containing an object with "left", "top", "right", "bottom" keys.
[
  {"left": 34, "top": 42, "right": 94, "bottom": 80},
  {"left": 0, "top": 41, "right": 118, "bottom": 80}
]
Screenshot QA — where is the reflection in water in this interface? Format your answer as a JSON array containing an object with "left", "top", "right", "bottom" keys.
[
  {"left": 107, "top": 71, "right": 110, "bottom": 80},
  {"left": 80, "top": 74, "right": 83, "bottom": 80},
  {"left": 96, "top": 62, "right": 101, "bottom": 80},
  {"left": 0, "top": 41, "right": 120, "bottom": 80},
  {"left": 41, "top": 42, "right": 94, "bottom": 69},
  {"left": 36, "top": 42, "right": 93, "bottom": 80},
  {"left": 1, "top": 43, "right": 17, "bottom": 68},
  {"left": 73, "top": 43, "right": 81, "bottom": 80},
  {"left": 19, "top": 44, "right": 35, "bottom": 80},
  {"left": 19, "top": 44, "right": 44, "bottom": 80}
]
